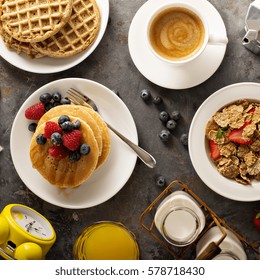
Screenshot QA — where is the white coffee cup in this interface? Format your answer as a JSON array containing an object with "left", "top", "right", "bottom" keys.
[{"left": 146, "top": 2, "right": 228, "bottom": 65}]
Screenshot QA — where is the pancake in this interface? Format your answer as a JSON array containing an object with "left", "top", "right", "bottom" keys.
[
  {"left": 38, "top": 105, "right": 103, "bottom": 156},
  {"left": 82, "top": 107, "right": 110, "bottom": 168},
  {"left": 30, "top": 116, "right": 99, "bottom": 188}
]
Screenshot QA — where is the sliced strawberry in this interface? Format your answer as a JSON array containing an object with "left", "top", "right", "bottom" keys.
[
  {"left": 227, "top": 122, "right": 252, "bottom": 145},
  {"left": 63, "top": 130, "right": 82, "bottom": 151},
  {"left": 209, "top": 140, "right": 220, "bottom": 160},
  {"left": 43, "top": 121, "right": 62, "bottom": 139},
  {"left": 48, "top": 145, "right": 67, "bottom": 160},
  {"left": 25, "top": 102, "right": 45, "bottom": 120}
]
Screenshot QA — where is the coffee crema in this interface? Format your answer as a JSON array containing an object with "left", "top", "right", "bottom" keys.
[{"left": 149, "top": 7, "right": 205, "bottom": 61}]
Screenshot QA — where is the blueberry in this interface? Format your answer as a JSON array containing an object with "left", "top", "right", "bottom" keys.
[
  {"left": 80, "top": 143, "right": 91, "bottom": 155},
  {"left": 52, "top": 92, "right": 61, "bottom": 102},
  {"left": 159, "top": 129, "right": 170, "bottom": 142},
  {"left": 180, "top": 133, "right": 188, "bottom": 146},
  {"left": 36, "top": 134, "right": 47, "bottom": 145},
  {"left": 60, "top": 97, "right": 71, "bottom": 105},
  {"left": 171, "top": 110, "right": 180, "bottom": 121},
  {"left": 58, "top": 115, "right": 70, "bottom": 125},
  {"left": 53, "top": 101, "right": 60, "bottom": 107},
  {"left": 140, "top": 89, "right": 151, "bottom": 101},
  {"left": 156, "top": 175, "right": 166, "bottom": 188},
  {"left": 44, "top": 102, "right": 53, "bottom": 111},
  {"left": 50, "top": 132, "right": 63, "bottom": 145},
  {"left": 69, "top": 150, "right": 81, "bottom": 162},
  {"left": 159, "top": 111, "right": 170, "bottom": 122},
  {"left": 73, "top": 119, "right": 81, "bottom": 129},
  {"left": 166, "top": 119, "right": 177, "bottom": 131},
  {"left": 152, "top": 96, "right": 162, "bottom": 105},
  {"left": 28, "top": 123, "right": 37, "bottom": 132},
  {"left": 39, "top": 93, "right": 52, "bottom": 104},
  {"left": 61, "top": 121, "right": 74, "bottom": 132}
]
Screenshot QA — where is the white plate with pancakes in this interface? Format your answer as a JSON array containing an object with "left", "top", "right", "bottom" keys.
[
  {"left": 0, "top": 0, "right": 109, "bottom": 74},
  {"left": 10, "top": 78, "right": 138, "bottom": 209},
  {"left": 128, "top": 0, "right": 227, "bottom": 89}
]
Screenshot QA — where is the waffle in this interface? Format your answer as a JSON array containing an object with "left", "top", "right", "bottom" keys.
[
  {"left": 1, "top": 28, "right": 44, "bottom": 58},
  {"left": 30, "top": 116, "right": 99, "bottom": 188},
  {"left": 1, "top": 0, "right": 73, "bottom": 43},
  {"left": 32, "top": 0, "right": 100, "bottom": 57}
]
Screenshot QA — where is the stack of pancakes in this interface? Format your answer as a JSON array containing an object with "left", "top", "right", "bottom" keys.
[
  {"left": 0, "top": 0, "right": 100, "bottom": 58},
  {"left": 30, "top": 105, "right": 110, "bottom": 188}
]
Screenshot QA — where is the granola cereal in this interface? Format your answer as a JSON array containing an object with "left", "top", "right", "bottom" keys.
[{"left": 206, "top": 99, "right": 260, "bottom": 185}]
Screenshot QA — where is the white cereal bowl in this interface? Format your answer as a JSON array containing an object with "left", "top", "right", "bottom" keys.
[{"left": 189, "top": 82, "right": 260, "bottom": 201}]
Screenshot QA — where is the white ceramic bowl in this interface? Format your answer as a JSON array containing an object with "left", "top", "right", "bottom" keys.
[{"left": 189, "top": 82, "right": 260, "bottom": 201}]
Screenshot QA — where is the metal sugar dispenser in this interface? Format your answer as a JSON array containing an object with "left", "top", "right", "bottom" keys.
[{"left": 242, "top": 0, "right": 260, "bottom": 54}]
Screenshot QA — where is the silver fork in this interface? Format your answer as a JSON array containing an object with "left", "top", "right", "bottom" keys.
[{"left": 66, "top": 88, "right": 156, "bottom": 168}]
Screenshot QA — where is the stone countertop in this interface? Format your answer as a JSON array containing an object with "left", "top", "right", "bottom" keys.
[{"left": 0, "top": 0, "right": 259, "bottom": 260}]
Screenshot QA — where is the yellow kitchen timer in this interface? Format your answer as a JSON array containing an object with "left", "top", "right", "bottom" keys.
[{"left": 0, "top": 204, "right": 56, "bottom": 260}]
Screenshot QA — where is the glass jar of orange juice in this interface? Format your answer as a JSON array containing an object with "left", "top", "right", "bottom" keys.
[{"left": 73, "top": 221, "right": 140, "bottom": 260}]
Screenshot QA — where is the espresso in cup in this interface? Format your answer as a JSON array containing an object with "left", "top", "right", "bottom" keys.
[{"left": 149, "top": 7, "right": 205, "bottom": 61}]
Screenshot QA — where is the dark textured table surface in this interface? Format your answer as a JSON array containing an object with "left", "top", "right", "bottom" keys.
[{"left": 0, "top": 0, "right": 260, "bottom": 260}]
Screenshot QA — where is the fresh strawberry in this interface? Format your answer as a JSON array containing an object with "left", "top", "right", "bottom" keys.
[
  {"left": 253, "top": 212, "right": 260, "bottom": 233},
  {"left": 248, "top": 109, "right": 255, "bottom": 114},
  {"left": 25, "top": 102, "right": 45, "bottom": 120},
  {"left": 209, "top": 140, "right": 220, "bottom": 160},
  {"left": 43, "top": 121, "right": 62, "bottom": 139},
  {"left": 48, "top": 146, "right": 67, "bottom": 160},
  {"left": 62, "top": 130, "right": 82, "bottom": 151},
  {"left": 227, "top": 122, "right": 253, "bottom": 145}
]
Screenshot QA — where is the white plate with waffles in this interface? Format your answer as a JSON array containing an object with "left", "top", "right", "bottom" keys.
[
  {"left": 0, "top": 0, "right": 109, "bottom": 74},
  {"left": 128, "top": 0, "right": 227, "bottom": 89},
  {"left": 10, "top": 78, "right": 138, "bottom": 209}
]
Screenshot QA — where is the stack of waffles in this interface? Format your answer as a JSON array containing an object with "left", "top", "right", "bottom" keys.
[
  {"left": 30, "top": 105, "right": 110, "bottom": 188},
  {"left": 0, "top": 0, "right": 100, "bottom": 58}
]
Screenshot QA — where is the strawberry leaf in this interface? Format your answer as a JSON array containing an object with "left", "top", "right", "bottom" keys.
[{"left": 256, "top": 213, "right": 260, "bottom": 219}]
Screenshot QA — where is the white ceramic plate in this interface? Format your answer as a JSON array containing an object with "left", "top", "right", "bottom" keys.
[
  {"left": 189, "top": 82, "right": 260, "bottom": 201},
  {"left": 10, "top": 78, "right": 138, "bottom": 209},
  {"left": 128, "top": 0, "right": 227, "bottom": 89},
  {"left": 0, "top": 0, "right": 109, "bottom": 74}
]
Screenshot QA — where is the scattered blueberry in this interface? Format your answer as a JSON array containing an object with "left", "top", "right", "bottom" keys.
[
  {"left": 159, "top": 129, "right": 170, "bottom": 142},
  {"left": 60, "top": 97, "right": 71, "bottom": 105},
  {"left": 156, "top": 175, "right": 167, "bottom": 188},
  {"left": 159, "top": 111, "right": 170, "bottom": 122},
  {"left": 61, "top": 121, "right": 74, "bottom": 132},
  {"left": 180, "top": 133, "right": 188, "bottom": 146},
  {"left": 166, "top": 119, "right": 177, "bottom": 131},
  {"left": 171, "top": 110, "right": 180, "bottom": 121},
  {"left": 140, "top": 89, "right": 151, "bottom": 101},
  {"left": 52, "top": 92, "right": 61, "bottom": 102},
  {"left": 28, "top": 123, "right": 37, "bottom": 132},
  {"left": 36, "top": 134, "right": 47, "bottom": 145},
  {"left": 73, "top": 119, "right": 81, "bottom": 129},
  {"left": 39, "top": 93, "right": 52, "bottom": 104},
  {"left": 58, "top": 115, "right": 70, "bottom": 125},
  {"left": 80, "top": 143, "right": 91, "bottom": 155},
  {"left": 50, "top": 132, "right": 63, "bottom": 145},
  {"left": 69, "top": 150, "right": 81, "bottom": 162},
  {"left": 44, "top": 102, "right": 53, "bottom": 111},
  {"left": 152, "top": 96, "right": 162, "bottom": 105}
]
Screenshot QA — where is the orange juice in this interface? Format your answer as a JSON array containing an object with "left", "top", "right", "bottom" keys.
[{"left": 73, "top": 221, "right": 139, "bottom": 260}]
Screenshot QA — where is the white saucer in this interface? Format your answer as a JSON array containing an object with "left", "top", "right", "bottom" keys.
[{"left": 128, "top": 0, "right": 228, "bottom": 89}]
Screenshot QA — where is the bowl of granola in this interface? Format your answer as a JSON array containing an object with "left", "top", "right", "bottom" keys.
[{"left": 189, "top": 82, "right": 260, "bottom": 201}]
